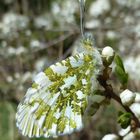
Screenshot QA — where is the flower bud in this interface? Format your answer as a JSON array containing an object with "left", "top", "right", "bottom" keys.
[
  {"left": 102, "top": 46, "right": 114, "bottom": 66},
  {"left": 135, "top": 92, "right": 140, "bottom": 103},
  {"left": 120, "top": 89, "right": 136, "bottom": 106},
  {"left": 123, "top": 132, "right": 135, "bottom": 140},
  {"left": 119, "top": 126, "right": 131, "bottom": 136},
  {"left": 130, "top": 103, "right": 140, "bottom": 118},
  {"left": 102, "top": 134, "right": 119, "bottom": 140},
  {"left": 102, "top": 46, "right": 114, "bottom": 57}
]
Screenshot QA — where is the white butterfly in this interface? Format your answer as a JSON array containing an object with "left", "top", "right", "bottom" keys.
[{"left": 16, "top": 37, "right": 102, "bottom": 138}]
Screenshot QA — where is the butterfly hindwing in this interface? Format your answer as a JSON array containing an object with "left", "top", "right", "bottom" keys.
[{"left": 16, "top": 52, "right": 97, "bottom": 138}]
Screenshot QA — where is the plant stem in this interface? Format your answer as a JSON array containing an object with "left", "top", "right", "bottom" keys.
[{"left": 111, "top": 88, "right": 140, "bottom": 129}]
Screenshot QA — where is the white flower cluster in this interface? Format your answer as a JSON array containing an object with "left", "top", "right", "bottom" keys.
[
  {"left": 7, "top": 46, "right": 26, "bottom": 56},
  {"left": 102, "top": 134, "right": 119, "bottom": 140},
  {"left": 0, "top": 12, "right": 29, "bottom": 37},
  {"left": 103, "top": 90, "right": 140, "bottom": 140},
  {"left": 30, "top": 39, "right": 40, "bottom": 48},
  {"left": 124, "top": 56, "right": 140, "bottom": 82},
  {"left": 51, "top": 0, "right": 78, "bottom": 25},
  {"left": 120, "top": 90, "right": 140, "bottom": 116},
  {"left": 117, "top": 0, "right": 140, "bottom": 8},
  {"left": 34, "top": 15, "right": 53, "bottom": 29},
  {"left": 89, "top": 0, "right": 110, "bottom": 17},
  {"left": 33, "top": 0, "right": 78, "bottom": 30},
  {"left": 119, "top": 125, "right": 140, "bottom": 140},
  {"left": 120, "top": 90, "right": 140, "bottom": 139},
  {"left": 86, "top": 0, "right": 140, "bottom": 57},
  {"left": 120, "top": 89, "right": 136, "bottom": 106}
]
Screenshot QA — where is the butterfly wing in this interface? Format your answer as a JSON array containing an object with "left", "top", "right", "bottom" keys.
[{"left": 16, "top": 52, "right": 98, "bottom": 138}]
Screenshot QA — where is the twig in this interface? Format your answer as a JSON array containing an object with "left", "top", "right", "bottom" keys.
[{"left": 32, "top": 32, "right": 76, "bottom": 53}]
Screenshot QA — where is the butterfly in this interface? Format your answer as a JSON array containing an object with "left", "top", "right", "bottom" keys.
[{"left": 16, "top": 36, "right": 102, "bottom": 138}]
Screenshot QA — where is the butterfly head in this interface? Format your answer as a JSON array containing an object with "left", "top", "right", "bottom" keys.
[
  {"left": 81, "top": 33, "right": 103, "bottom": 71},
  {"left": 82, "top": 33, "right": 95, "bottom": 51}
]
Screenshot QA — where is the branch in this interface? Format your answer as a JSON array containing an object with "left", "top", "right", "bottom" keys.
[
  {"left": 32, "top": 31, "right": 77, "bottom": 53},
  {"left": 97, "top": 67, "right": 140, "bottom": 131}
]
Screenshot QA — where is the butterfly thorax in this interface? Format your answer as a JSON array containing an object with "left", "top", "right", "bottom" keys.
[{"left": 83, "top": 43, "right": 94, "bottom": 53}]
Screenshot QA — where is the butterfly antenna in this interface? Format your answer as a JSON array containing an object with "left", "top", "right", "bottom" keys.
[
  {"left": 79, "top": 0, "right": 85, "bottom": 38},
  {"left": 79, "top": 0, "right": 94, "bottom": 46}
]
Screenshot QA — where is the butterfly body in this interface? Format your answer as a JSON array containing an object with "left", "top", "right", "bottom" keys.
[{"left": 16, "top": 39, "right": 102, "bottom": 138}]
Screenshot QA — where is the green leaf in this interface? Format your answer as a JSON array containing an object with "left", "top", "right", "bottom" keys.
[
  {"left": 93, "top": 90, "right": 104, "bottom": 96},
  {"left": 86, "top": 102, "right": 100, "bottom": 116},
  {"left": 115, "top": 65, "right": 128, "bottom": 85},
  {"left": 0, "top": 102, "right": 15, "bottom": 140},
  {"left": 91, "top": 90, "right": 106, "bottom": 104},
  {"left": 117, "top": 112, "right": 131, "bottom": 129},
  {"left": 114, "top": 55, "right": 125, "bottom": 72},
  {"left": 118, "top": 111, "right": 124, "bottom": 117},
  {"left": 102, "top": 55, "right": 115, "bottom": 67}
]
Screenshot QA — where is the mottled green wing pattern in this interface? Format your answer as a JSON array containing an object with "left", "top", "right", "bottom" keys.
[{"left": 16, "top": 52, "right": 97, "bottom": 138}]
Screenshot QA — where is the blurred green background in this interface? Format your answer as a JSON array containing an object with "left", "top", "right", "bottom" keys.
[{"left": 0, "top": 0, "right": 140, "bottom": 140}]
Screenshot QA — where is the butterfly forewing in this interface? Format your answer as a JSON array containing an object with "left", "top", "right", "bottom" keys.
[{"left": 16, "top": 52, "right": 97, "bottom": 138}]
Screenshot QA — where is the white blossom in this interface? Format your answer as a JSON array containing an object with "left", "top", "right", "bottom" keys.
[
  {"left": 0, "top": 12, "right": 29, "bottom": 37},
  {"left": 51, "top": 0, "right": 78, "bottom": 24},
  {"left": 30, "top": 40, "right": 40, "bottom": 48},
  {"left": 107, "top": 31, "right": 118, "bottom": 39},
  {"left": 6, "top": 76, "right": 13, "bottom": 83},
  {"left": 7, "top": 46, "right": 26, "bottom": 56},
  {"left": 119, "top": 126, "right": 131, "bottom": 136},
  {"left": 34, "top": 15, "right": 52, "bottom": 29},
  {"left": 124, "top": 56, "right": 140, "bottom": 81},
  {"left": 117, "top": 0, "right": 140, "bottom": 8},
  {"left": 85, "top": 19, "right": 101, "bottom": 29},
  {"left": 89, "top": 0, "right": 110, "bottom": 17},
  {"left": 102, "top": 134, "right": 119, "bottom": 140},
  {"left": 123, "top": 132, "right": 135, "bottom": 140},
  {"left": 135, "top": 92, "right": 140, "bottom": 103},
  {"left": 120, "top": 89, "right": 136, "bottom": 106},
  {"left": 102, "top": 46, "right": 114, "bottom": 58},
  {"left": 130, "top": 103, "right": 140, "bottom": 118}
]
